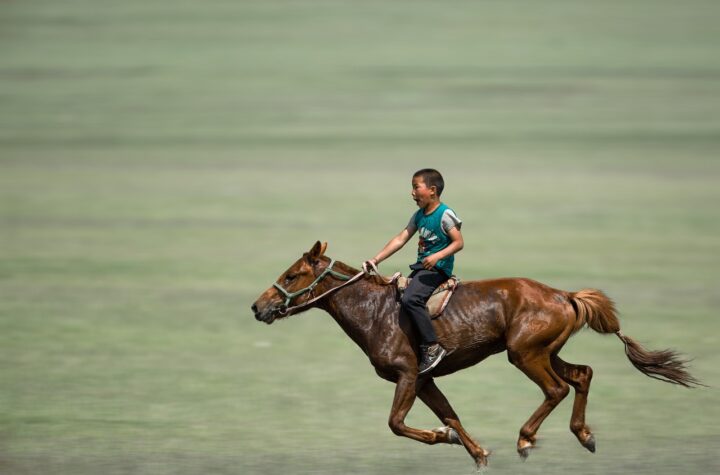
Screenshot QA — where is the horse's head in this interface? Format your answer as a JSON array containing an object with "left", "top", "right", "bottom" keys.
[{"left": 251, "top": 241, "right": 330, "bottom": 324}]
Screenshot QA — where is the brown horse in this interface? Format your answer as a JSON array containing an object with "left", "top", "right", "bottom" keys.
[{"left": 251, "top": 241, "right": 700, "bottom": 467}]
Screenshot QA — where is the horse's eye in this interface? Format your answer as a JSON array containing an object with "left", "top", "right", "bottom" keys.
[{"left": 285, "top": 274, "right": 297, "bottom": 282}]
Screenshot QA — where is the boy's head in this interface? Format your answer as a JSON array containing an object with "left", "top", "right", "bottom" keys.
[{"left": 412, "top": 169, "right": 444, "bottom": 197}]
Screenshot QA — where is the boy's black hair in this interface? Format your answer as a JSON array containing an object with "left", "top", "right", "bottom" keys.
[{"left": 413, "top": 168, "right": 445, "bottom": 197}]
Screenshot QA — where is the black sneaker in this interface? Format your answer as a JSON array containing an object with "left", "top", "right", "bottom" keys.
[{"left": 418, "top": 343, "right": 447, "bottom": 375}]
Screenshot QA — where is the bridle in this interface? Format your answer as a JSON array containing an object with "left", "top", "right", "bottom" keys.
[{"left": 272, "top": 259, "right": 366, "bottom": 315}]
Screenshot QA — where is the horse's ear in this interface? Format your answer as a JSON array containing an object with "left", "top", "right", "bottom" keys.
[{"left": 308, "top": 241, "right": 327, "bottom": 261}]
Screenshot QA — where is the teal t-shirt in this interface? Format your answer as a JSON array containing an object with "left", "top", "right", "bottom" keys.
[{"left": 407, "top": 203, "right": 462, "bottom": 276}]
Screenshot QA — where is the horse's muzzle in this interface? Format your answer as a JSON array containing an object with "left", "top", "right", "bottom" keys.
[{"left": 252, "top": 302, "right": 280, "bottom": 324}]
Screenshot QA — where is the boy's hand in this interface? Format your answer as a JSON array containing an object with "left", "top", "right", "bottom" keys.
[
  {"left": 422, "top": 254, "right": 440, "bottom": 270},
  {"left": 362, "top": 259, "right": 379, "bottom": 275}
]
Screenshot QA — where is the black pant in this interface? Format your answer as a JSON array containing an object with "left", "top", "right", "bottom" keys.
[{"left": 400, "top": 265, "right": 449, "bottom": 346}]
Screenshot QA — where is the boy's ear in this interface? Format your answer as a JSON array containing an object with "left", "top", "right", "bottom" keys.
[{"left": 307, "top": 241, "right": 327, "bottom": 262}]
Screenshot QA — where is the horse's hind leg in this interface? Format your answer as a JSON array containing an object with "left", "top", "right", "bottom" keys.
[
  {"left": 552, "top": 356, "right": 596, "bottom": 453},
  {"left": 417, "top": 379, "right": 490, "bottom": 466},
  {"left": 508, "top": 350, "right": 570, "bottom": 458}
]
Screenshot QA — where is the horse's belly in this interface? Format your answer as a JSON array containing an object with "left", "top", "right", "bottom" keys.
[{"left": 433, "top": 341, "right": 506, "bottom": 377}]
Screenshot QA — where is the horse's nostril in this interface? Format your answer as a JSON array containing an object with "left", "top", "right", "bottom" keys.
[{"left": 251, "top": 303, "right": 258, "bottom": 314}]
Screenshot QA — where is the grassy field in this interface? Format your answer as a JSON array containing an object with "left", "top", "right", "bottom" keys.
[{"left": 2, "top": 1, "right": 719, "bottom": 474}]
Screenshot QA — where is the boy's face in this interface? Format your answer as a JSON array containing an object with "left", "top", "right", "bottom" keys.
[{"left": 411, "top": 176, "right": 437, "bottom": 209}]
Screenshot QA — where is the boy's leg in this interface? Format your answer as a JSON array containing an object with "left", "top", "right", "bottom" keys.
[{"left": 401, "top": 269, "right": 449, "bottom": 345}]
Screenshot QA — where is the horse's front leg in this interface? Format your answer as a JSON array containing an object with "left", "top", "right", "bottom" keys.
[
  {"left": 387, "top": 374, "right": 447, "bottom": 445},
  {"left": 417, "top": 379, "right": 490, "bottom": 467}
]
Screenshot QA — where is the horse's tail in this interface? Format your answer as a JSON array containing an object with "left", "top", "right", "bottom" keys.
[
  {"left": 569, "top": 289, "right": 620, "bottom": 334},
  {"left": 569, "top": 289, "right": 702, "bottom": 388}
]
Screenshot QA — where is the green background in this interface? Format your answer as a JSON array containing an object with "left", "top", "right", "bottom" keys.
[{"left": 1, "top": 1, "right": 718, "bottom": 473}]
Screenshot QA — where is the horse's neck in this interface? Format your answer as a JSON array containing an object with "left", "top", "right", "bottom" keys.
[{"left": 320, "top": 278, "right": 394, "bottom": 353}]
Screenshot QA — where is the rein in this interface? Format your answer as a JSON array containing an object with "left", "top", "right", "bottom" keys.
[{"left": 274, "top": 259, "right": 366, "bottom": 315}]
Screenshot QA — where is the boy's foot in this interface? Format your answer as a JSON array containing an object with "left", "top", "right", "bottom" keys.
[{"left": 418, "top": 343, "right": 447, "bottom": 375}]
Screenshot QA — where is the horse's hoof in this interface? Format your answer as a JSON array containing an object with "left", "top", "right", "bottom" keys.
[
  {"left": 471, "top": 447, "right": 491, "bottom": 469},
  {"left": 448, "top": 428, "right": 462, "bottom": 445},
  {"left": 474, "top": 453, "right": 488, "bottom": 468},
  {"left": 432, "top": 426, "right": 462, "bottom": 445},
  {"left": 583, "top": 434, "right": 596, "bottom": 453},
  {"left": 517, "top": 440, "right": 534, "bottom": 460}
]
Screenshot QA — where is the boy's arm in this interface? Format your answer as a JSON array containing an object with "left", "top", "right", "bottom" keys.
[
  {"left": 369, "top": 227, "right": 415, "bottom": 266},
  {"left": 421, "top": 226, "right": 464, "bottom": 270}
]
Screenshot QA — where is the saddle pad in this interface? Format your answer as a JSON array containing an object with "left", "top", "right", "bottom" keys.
[{"left": 396, "top": 276, "right": 460, "bottom": 319}]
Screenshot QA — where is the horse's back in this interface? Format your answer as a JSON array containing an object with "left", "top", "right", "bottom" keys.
[{"left": 459, "top": 277, "right": 574, "bottom": 327}]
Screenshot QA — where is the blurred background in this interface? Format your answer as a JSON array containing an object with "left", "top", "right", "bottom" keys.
[{"left": 1, "top": 1, "right": 719, "bottom": 474}]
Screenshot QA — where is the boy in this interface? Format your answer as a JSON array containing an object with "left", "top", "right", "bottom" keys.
[{"left": 365, "top": 168, "right": 463, "bottom": 375}]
